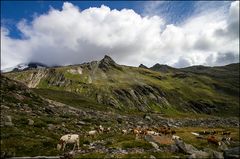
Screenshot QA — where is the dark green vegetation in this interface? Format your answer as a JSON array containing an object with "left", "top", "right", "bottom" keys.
[
  {"left": 1, "top": 56, "right": 239, "bottom": 158},
  {"left": 4, "top": 56, "right": 239, "bottom": 117}
]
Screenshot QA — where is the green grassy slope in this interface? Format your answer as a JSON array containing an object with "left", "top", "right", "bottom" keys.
[
  {"left": 4, "top": 57, "right": 239, "bottom": 117},
  {"left": 1, "top": 75, "right": 239, "bottom": 157}
]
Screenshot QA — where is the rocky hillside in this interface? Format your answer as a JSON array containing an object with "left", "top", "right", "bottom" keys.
[
  {"left": 4, "top": 56, "right": 239, "bottom": 117},
  {"left": 1, "top": 75, "right": 239, "bottom": 158}
]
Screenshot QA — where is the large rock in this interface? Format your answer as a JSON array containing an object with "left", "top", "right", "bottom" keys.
[
  {"left": 188, "top": 151, "right": 209, "bottom": 159},
  {"left": 223, "top": 147, "right": 240, "bottom": 159},
  {"left": 4, "top": 116, "right": 13, "bottom": 126},
  {"left": 175, "top": 139, "right": 198, "bottom": 154},
  {"left": 218, "top": 142, "right": 228, "bottom": 151},
  {"left": 204, "top": 148, "right": 223, "bottom": 159},
  {"left": 149, "top": 141, "right": 159, "bottom": 150}
]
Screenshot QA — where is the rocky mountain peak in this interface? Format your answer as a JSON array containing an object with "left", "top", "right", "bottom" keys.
[
  {"left": 27, "top": 62, "right": 48, "bottom": 69},
  {"left": 100, "top": 55, "right": 116, "bottom": 65},
  {"left": 99, "top": 55, "right": 120, "bottom": 71},
  {"left": 139, "top": 64, "right": 148, "bottom": 69},
  {"left": 150, "top": 63, "right": 175, "bottom": 73}
]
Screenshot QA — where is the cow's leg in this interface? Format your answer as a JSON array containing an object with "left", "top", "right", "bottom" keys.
[
  {"left": 73, "top": 143, "right": 76, "bottom": 151},
  {"left": 77, "top": 140, "right": 80, "bottom": 150},
  {"left": 62, "top": 143, "right": 66, "bottom": 151}
]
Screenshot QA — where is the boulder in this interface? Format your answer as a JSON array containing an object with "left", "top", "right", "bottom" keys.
[
  {"left": 204, "top": 148, "right": 223, "bottom": 159},
  {"left": 218, "top": 142, "right": 228, "bottom": 151},
  {"left": 175, "top": 139, "right": 198, "bottom": 154},
  {"left": 28, "top": 119, "right": 34, "bottom": 126},
  {"left": 223, "top": 147, "right": 240, "bottom": 159},
  {"left": 149, "top": 141, "right": 159, "bottom": 150},
  {"left": 144, "top": 115, "right": 151, "bottom": 121},
  {"left": 47, "top": 124, "right": 55, "bottom": 130},
  {"left": 170, "top": 144, "right": 179, "bottom": 153},
  {"left": 4, "top": 116, "right": 13, "bottom": 126},
  {"left": 150, "top": 155, "right": 156, "bottom": 159},
  {"left": 188, "top": 151, "right": 209, "bottom": 159},
  {"left": 212, "top": 151, "right": 224, "bottom": 159}
]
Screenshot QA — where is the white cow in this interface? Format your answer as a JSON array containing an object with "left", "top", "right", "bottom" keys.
[
  {"left": 172, "top": 135, "right": 181, "bottom": 140},
  {"left": 57, "top": 134, "right": 80, "bottom": 151}
]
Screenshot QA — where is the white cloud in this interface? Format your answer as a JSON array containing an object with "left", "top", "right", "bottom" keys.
[{"left": 1, "top": 1, "right": 239, "bottom": 70}]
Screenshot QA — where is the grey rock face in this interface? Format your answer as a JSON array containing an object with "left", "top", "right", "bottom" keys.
[
  {"left": 175, "top": 139, "right": 198, "bottom": 154},
  {"left": 224, "top": 147, "right": 240, "bottom": 159},
  {"left": 99, "top": 55, "right": 121, "bottom": 72}
]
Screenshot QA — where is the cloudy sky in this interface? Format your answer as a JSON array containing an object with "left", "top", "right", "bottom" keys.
[{"left": 1, "top": 1, "right": 239, "bottom": 70}]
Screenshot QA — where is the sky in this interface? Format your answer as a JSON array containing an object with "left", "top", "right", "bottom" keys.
[{"left": 1, "top": 1, "right": 239, "bottom": 70}]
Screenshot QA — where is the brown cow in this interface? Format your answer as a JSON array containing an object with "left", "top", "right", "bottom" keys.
[{"left": 207, "top": 135, "right": 221, "bottom": 146}]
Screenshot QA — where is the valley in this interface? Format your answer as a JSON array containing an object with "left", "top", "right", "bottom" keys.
[{"left": 1, "top": 56, "right": 239, "bottom": 158}]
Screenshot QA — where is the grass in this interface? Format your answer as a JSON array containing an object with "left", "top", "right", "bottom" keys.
[
  {"left": 4, "top": 62, "right": 239, "bottom": 117},
  {"left": 32, "top": 88, "right": 114, "bottom": 112},
  {"left": 174, "top": 127, "right": 240, "bottom": 150},
  {"left": 1, "top": 72, "right": 239, "bottom": 158}
]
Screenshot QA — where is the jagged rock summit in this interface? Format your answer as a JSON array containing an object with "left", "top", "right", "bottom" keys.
[
  {"left": 139, "top": 64, "right": 148, "bottom": 69},
  {"left": 99, "top": 55, "right": 121, "bottom": 71},
  {"left": 150, "top": 63, "right": 176, "bottom": 73}
]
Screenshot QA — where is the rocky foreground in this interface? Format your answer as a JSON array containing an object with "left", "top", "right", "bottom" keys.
[{"left": 2, "top": 93, "right": 239, "bottom": 158}]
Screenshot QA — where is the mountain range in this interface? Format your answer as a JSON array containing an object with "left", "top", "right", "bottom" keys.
[{"left": 3, "top": 55, "right": 239, "bottom": 117}]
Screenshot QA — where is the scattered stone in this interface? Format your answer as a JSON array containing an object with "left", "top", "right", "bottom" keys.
[
  {"left": 28, "top": 119, "right": 34, "bottom": 126},
  {"left": 5, "top": 115, "right": 13, "bottom": 126},
  {"left": 149, "top": 141, "right": 159, "bottom": 150},
  {"left": 150, "top": 155, "right": 156, "bottom": 159},
  {"left": 144, "top": 115, "right": 151, "bottom": 121},
  {"left": 78, "top": 121, "right": 86, "bottom": 125},
  {"left": 47, "top": 124, "right": 55, "bottom": 130}
]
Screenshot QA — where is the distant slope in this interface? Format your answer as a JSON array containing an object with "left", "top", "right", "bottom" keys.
[
  {"left": 150, "top": 63, "right": 179, "bottom": 73},
  {"left": 181, "top": 63, "right": 239, "bottom": 79},
  {"left": 4, "top": 57, "right": 240, "bottom": 117}
]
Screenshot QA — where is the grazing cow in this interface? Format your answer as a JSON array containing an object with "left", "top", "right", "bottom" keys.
[
  {"left": 104, "top": 127, "right": 111, "bottom": 133},
  {"left": 222, "top": 137, "right": 231, "bottom": 141},
  {"left": 96, "top": 125, "right": 104, "bottom": 133},
  {"left": 146, "top": 130, "right": 158, "bottom": 136},
  {"left": 57, "top": 134, "right": 80, "bottom": 151},
  {"left": 88, "top": 130, "right": 98, "bottom": 138},
  {"left": 210, "top": 130, "right": 217, "bottom": 135},
  {"left": 157, "top": 126, "right": 172, "bottom": 136},
  {"left": 133, "top": 128, "right": 141, "bottom": 138},
  {"left": 172, "top": 135, "right": 181, "bottom": 140},
  {"left": 222, "top": 137, "right": 231, "bottom": 145},
  {"left": 222, "top": 131, "right": 231, "bottom": 136},
  {"left": 122, "top": 129, "right": 127, "bottom": 134},
  {"left": 207, "top": 136, "right": 221, "bottom": 146},
  {"left": 171, "top": 130, "right": 176, "bottom": 135}
]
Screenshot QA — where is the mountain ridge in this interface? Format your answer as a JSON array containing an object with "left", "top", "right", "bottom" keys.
[{"left": 3, "top": 55, "right": 239, "bottom": 117}]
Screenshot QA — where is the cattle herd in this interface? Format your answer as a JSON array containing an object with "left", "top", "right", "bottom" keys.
[{"left": 57, "top": 125, "right": 233, "bottom": 151}]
